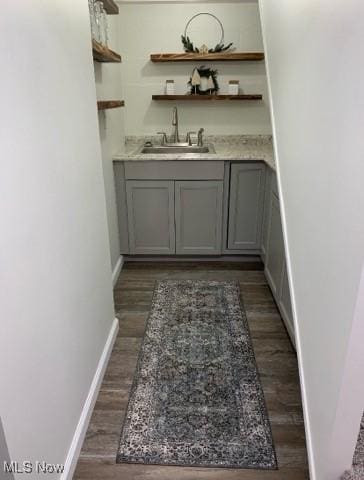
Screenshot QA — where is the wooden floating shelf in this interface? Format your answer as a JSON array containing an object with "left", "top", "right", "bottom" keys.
[
  {"left": 150, "top": 52, "right": 264, "bottom": 62},
  {"left": 97, "top": 100, "right": 125, "bottom": 110},
  {"left": 92, "top": 40, "right": 121, "bottom": 63},
  {"left": 101, "top": 0, "right": 119, "bottom": 14},
  {"left": 152, "top": 94, "right": 263, "bottom": 101}
]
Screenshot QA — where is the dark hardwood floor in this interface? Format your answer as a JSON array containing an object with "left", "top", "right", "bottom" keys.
[{"left": 73, "top": 261, "right": 309, "bottom": 479}]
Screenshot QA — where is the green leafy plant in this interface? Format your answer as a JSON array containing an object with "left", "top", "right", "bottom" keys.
[
  {"left": 208, "top": 42, "right": 233, "bottom": 53},
  {"left": 188, "top": 66, "right": 219, "bottom": 95},
  {"left": 181, "top": 35, "right": 199, "bottom": 53},
  {"left": 181, "top": 35, "right": 233, "bottom": 54}
]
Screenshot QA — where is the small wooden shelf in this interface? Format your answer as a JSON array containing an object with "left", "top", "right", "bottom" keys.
[
  {"left": 150, "top": 52, "right": 264, "bottom": 62},
  {"left": 152, "top": 94, "right": 262, "bottom": 101},
  {"left": 97, "top": 100, "right": 125, "bottom": 110},
  {"left": 92, "top": 40, "right": 121, "bottom": 63},
  {"left": 101, "top": 0, "right": 119, "bottom": 14}
]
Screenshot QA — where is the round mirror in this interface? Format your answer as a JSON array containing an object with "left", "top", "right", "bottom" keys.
[{"left": 184, "top": 13, "right": 224, "bottom": 50}]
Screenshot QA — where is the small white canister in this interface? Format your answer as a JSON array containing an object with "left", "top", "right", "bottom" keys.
[
  {"left": 228, "top": 80, "right": 239, "bottom": 95},
  {"left": 165, "top": 80, "right": 175, "bottom": 95}
]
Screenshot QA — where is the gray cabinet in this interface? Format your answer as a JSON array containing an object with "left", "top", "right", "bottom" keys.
[
  {"left": 279, "top": 263, "right": 294, "bottom": 339},
  {"left": 114, "top": 162, "right": 129, "bottom": 254},
  {"left": 115, "top": 160, "right": 268, "bottom": 257},
  {"left": 264, "top": 172, "right": 295, "bottom": 346},
  {"left": 125, "top": 179, "right": 223, "bottom": 256},
  {"left": 265, "top": 191, "right": 284, "bottom": 298},
  {"left": 227, "top": 163, "right": 266, "bottom": 250},
  {"left": 175, "top": 181, "right": 223, "bottom": 255},
  {"left": 261, "top": 168, "right": 272, "bottom": 262},
  {"left": 126, "top": 180, "right": 175, "bottom": 254}
]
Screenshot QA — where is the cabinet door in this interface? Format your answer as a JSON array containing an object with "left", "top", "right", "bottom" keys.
[
  {"left": 279, "top": 261, "right": 295, "bottom": 344},
  {"left": 114, "top": 162, "right": 129, "bottom": 254},
  {"left": 228, "top": 163, "right": 266, "bottom": 250},
  {"left": 265, "top": 191, "right": 284, "bottom": 298},
  {"left": 126, "top": 180, "right": 175, "bottom": 254},
  {"left": 261, "top": 168, "right": 272, "bottom": 261},
  {"left": 175, "top": 181, "right": 223, "bottom": 255}
]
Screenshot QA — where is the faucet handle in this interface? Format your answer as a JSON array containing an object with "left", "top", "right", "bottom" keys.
[
  {"left": 197, "top": 128, "right": 204, "bottom": 147},
  {"left": 157, "top": 132, "right": 168, "bottom": 145},
  {"left": 186, "top": 131, "right": 197, "bottom": 146}
]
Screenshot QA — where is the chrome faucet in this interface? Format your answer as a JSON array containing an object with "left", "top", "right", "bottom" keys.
[
  {"left": 197, "top": 128, "right": 204, "bottom": 147},
  {"left": 171, "top": 107, "right": 180, "bottom": 143}
]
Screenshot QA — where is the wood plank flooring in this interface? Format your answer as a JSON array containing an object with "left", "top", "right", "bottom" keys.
[{"left": 73, "top": 261, "right": 309, "bottom": 480}]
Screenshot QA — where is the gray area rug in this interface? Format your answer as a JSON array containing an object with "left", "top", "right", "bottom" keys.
[
  {"left": 117, "top": 280, "right": 277, "bottom": 469},
  {"left": 342, "top": 414, "right": 364, "bottom": 479}
]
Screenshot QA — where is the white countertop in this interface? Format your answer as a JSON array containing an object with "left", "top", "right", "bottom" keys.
[{"left": 113, "top": 135, "right": 275, "bottom": 170}]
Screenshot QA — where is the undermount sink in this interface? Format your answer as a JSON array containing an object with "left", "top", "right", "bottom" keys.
[{"left": 139, "top": 144, "right": 215, "bottom": 155}]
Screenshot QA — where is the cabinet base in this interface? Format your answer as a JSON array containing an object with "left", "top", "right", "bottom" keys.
[{"left": 123, "top": 254, "right": 262, "bottom": 264}]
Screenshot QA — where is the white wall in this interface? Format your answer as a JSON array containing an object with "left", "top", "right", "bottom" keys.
[
  {"left": 95, "top": 15, "right": 125, "bottom": 272},
  {"left": 0, "top": 1, "right": 116, "bottom": 478},
  {"left": 118, "top": 2, "right": 271, "bottom": 136},
  {"left": 259, "top": 1, "right": 364, "bottom": 479}
]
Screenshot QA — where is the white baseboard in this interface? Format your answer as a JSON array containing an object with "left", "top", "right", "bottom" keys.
[
  {"left": 61, "top": 317, "right": 119, "bottom": 480},
  {"left": 112, "top": 255, "right": 124, "bottom": 287}
]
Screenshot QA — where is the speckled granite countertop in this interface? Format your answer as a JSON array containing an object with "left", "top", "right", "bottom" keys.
[{"left": 113, "top": 135, "right": 275, "bottom": 170}]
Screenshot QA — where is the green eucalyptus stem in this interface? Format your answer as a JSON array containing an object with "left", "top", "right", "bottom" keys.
[{"left": 181, "top": 35, "right": 233, "bottom": 54}]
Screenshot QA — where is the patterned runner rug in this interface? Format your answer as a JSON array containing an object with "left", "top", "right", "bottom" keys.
[
  {"left": 342, "top": 414, "right": 364, "bottom": 479},
  {"left": 117, "top": 280, "right": 277, "bottom": 469}
]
